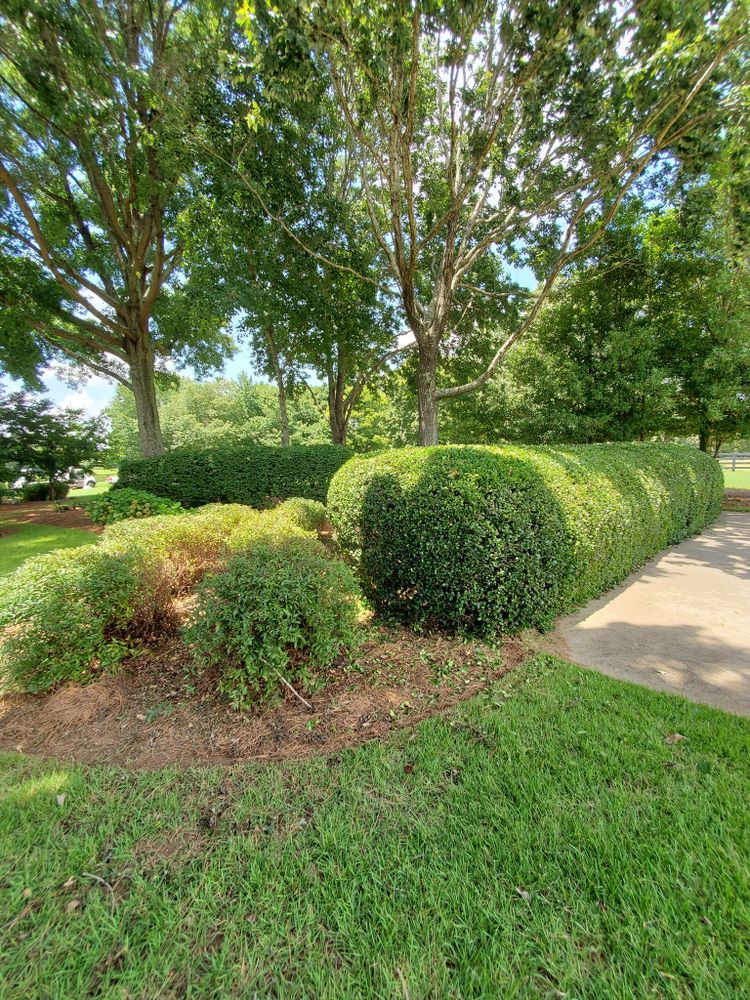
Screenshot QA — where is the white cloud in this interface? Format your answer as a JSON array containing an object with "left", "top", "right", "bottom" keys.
[{"left": 56, "top": 388, "right": 108, "bottom": 416}]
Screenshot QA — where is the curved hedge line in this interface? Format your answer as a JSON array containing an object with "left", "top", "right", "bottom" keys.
[
  {"left": 117, "top": 444, "right": 353, "bottom": 508},
  {"left": 328, "top": 443, "right": 723, "bottom": 636}
]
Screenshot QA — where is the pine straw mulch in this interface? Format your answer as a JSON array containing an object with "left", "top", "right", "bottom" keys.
[
  {"left": 0, "top": 626, "right": 529, "bottom": 771},
  {"left": 0, "top": 501, "right": 101, "bottom": 533}
]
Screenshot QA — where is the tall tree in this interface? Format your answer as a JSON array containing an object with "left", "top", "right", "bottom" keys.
[
  {"left": 242, "top": 0, "right": 747, "bottom": 444},
  {"left": 0, "top": 0, "right": 231, "bottom": 457}
]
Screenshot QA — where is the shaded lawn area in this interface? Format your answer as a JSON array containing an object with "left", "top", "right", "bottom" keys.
[
  {"left": 723, "top": 468, "right": 750, "bottom": 490},
  {"left": 1, "top": 656, "right": 749, "bottom": 998},
  {"left": 0, "top": 522, "right": 97, "bottom": 577}
]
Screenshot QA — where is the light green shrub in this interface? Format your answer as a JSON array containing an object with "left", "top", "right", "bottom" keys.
[
  {"left": 0, "top": 502, "right": 322, "bottom": 693},
  {"left": 272, "top": 498, "right": 327, "bottom": 532},
  {"left": 0, "top": 546, "right": 149, "bottom": 692},
  {"left": 328, "top": 443, "right": 723, "bottom": 637},
  {"left": 184, "top": 535, "right": 360, "bottom": 709}
]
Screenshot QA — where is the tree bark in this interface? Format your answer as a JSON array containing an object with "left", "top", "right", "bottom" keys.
[
  {"left": 416, "top": 339, "right": 439, "bottom": 446},
  {"left": 126, "top": 340, "right": 164, "bottom": 458},
  {"left": 698, "top": 426, "right": 709, "bottom": 452},
  {"left": 265, "top": 326, "right": 289, "bottom": 447},
  {"left": 328, "top": 355, "right": 348, "bottom": 445}
]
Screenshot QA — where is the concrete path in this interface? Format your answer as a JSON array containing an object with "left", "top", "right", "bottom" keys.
[{"left": 549, "top": 513, "right": 750, "bottom": 717}]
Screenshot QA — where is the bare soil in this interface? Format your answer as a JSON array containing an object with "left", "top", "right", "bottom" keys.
[
  {"left": 0, "top": 501, "right": 101, "bottom": 533},
  {"left": 0, "top": 627, "right": 528, "bottom": 770}
]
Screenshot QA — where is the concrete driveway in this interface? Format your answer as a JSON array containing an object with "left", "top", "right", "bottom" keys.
[{"left": 549, "top": 513, "right": 750, "bottom": 717}]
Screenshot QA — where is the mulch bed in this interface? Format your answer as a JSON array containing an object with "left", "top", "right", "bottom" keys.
[
  {"left": 723, "top": 489, "right": 750, "bottom": 510},
  {"left": 0, "top": 627, "right": 527, "bottom": 770},
  {"left": 0, "top": 501, "right": 101, "bottom": 533}
]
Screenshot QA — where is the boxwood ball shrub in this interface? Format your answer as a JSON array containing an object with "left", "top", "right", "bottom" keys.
[
  {"left": 185, "top": 535, "right": 360, "bottom": 709},
  {"left": 328, "top": 443, "right": 723, "bottom": 637},
  {"left": 117, "top": 443, "right": 353, "bottom": 508},
  {"left": 87, "top": 488, "right": 182, "bottom": 525}
]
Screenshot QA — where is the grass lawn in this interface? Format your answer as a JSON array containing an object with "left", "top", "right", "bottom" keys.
[
  {"left": 0, "top": 522, "right": 97, "bottom": 577},
  {"left": 723, "top": 468, "right": 750, "bottom": 490},
  {"left": 2, "top": 655, "right": 748, "bottom": 998},
  {"left": 68, "top": 466, "right": 117, "bottom": 499}
]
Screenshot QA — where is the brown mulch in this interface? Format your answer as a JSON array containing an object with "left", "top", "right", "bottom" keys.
[
  {"left": 0, "top": 501, "right": 102, "bottom": 533},
  {"left": 723, "top": 489, "right": 750, "bottom": 510},
  {"left": 0, "top": 626, "right": 528, "bottom": 771}
]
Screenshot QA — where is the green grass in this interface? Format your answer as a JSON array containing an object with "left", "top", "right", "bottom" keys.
[
  {"left": 0, "top": 522, "right": 97, "bottom": 577},
  {"left": 723, "top": 468, "right": 750, "bottom": 490},
  {"left": 2, "top": 656, "right": 749, "bottom": 998},
  {"left": 68, "top": 467, "right": 117, "bottom": 498}
]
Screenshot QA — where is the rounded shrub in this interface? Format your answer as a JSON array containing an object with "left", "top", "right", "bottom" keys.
[
  {"left": 273, "top": 497, "right": 327, "bottom": 532},
  {"left": 328, "top": 443, "right": 723, "bottom": 637},
  {"left": 184, "top": 535, "right": 360, "bottom": 710},
  {"left": 87, "top": 488, "right": 182, "bottom": 525},
  {"left": 21, "top": 481, "right": 69, "bottom": 501},
  {"left": 0, "top": 545, "right": 146, "bottom": 692}
]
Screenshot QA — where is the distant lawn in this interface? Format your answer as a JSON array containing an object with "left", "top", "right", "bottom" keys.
[
  {"left": 67, "top": 466, "right": 117, "bottom": 498},
  {"left": 723, "top": 468, "right": 750, "bottom": 490},
  {"left": 0, "top": 522, "right": 96, "bottom": 577},
  {"left": 1, "top": 656, "right": 748, "bottom": 997}
]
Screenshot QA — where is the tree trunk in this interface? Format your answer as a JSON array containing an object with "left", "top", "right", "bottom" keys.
[
  {"left": 265, "top": 326, "right": 289, "bottom": 447},
  {"left": 698, "top": 426, "right": 709, "bottom": 453},
  {"left": 416, "top": 340, "right": 439, "bottom": 446},
  {"left": 328, "top": 357, "right": 348, "bottom": 446},
  {"left": 126, "top": 341, "right": 164, "bottom": 458}
]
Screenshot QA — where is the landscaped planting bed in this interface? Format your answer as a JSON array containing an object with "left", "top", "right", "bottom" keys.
[{"left": 329, "top": 442, "right": 723, "bottom": 636}]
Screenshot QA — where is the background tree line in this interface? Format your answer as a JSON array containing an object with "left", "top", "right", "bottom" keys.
[{"left": 2, "top": 0, "right": 748, "bottom": 459}]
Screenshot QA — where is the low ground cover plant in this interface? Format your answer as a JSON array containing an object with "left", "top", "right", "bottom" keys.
[
  {"left": 86, "top": 488, "right": 182, "bottom": 525},
  {"left": 328, "top": 442, "right": 723, "bottom": 636},
  {"left": 185, "top": 534, "right": 359, "bottom": 709},
  {"left": 0, "top": 499, "right": 325, "bottom": 694},
  {"left": 118, "top": 443, "right": 352, "bottom": 508}
]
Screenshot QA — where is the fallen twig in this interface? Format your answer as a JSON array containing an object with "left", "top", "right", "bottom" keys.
[{"left": 277, "top": 674, "right": 314, "bottom": 711}]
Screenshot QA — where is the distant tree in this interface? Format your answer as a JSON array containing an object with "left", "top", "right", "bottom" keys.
[
  {"left": 0, "top": 0, "right": 233, "bottom": 457},
  {"left": 0, "top": 392, "right": 105, "bottom": 497},
  {"left": 242, "top": 0, "right": 746, "bottom": 444},
  {"left": 104, "top": 377, "right": 330, "bottom": 463}
]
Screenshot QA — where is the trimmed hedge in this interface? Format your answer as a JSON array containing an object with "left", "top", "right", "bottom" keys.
[
  {"left": 328, "top": 443, "right": 723, "bottom": 637},
  {"left": 117, "top": 444, "right": 353, "bottom": 508}
]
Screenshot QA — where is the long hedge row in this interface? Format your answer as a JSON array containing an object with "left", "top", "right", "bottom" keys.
[
  {"left": 117, "top": 444, "right": 353, "bottom": 507},
  {"left": 328, "top": 443, "right": 723, "bottom": 637}
]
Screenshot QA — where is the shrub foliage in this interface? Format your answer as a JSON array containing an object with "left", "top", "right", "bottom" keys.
[
  {"left": 185, "top": 535, "right": 359, "bottom": 709},
  {"left": 0, "top": 500, "right": 320, "bottom": 692},
  {"left": 117, "top": 444, "right": 352, "bottom": 508},
  {"left": 21, "top": 481, "right": 69, "bottom": 501},
  {"left": 87, "top": 488, "right": 182, "bottom": 525},
  {"left": 328, "top": 443, "right": 723, "bottom": 636}
]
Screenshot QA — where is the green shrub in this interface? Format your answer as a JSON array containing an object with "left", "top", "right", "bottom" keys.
[
  {"left": 328, "top": 443, "right": 723, "bottom": 637},
  {"left": 0, "top": 501, "right": 320, "bottom": 693},
  {"left": 0, "top": 546, "right": 147, "bottom": 692},
  {"left": 21, "top": 481, "right": 69, "bottom": 501},
  {"left": 273, "top": 497, "right": 328, "bottom": 532},
  {"left": 87, "top": 488, "right": 182, "bottom": 525},
  {"left": 117, "top": 444, "right": 352, "bottom": 508},
  {"left": 184, "top": 535, "right": 359, "bottom": 709}
]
